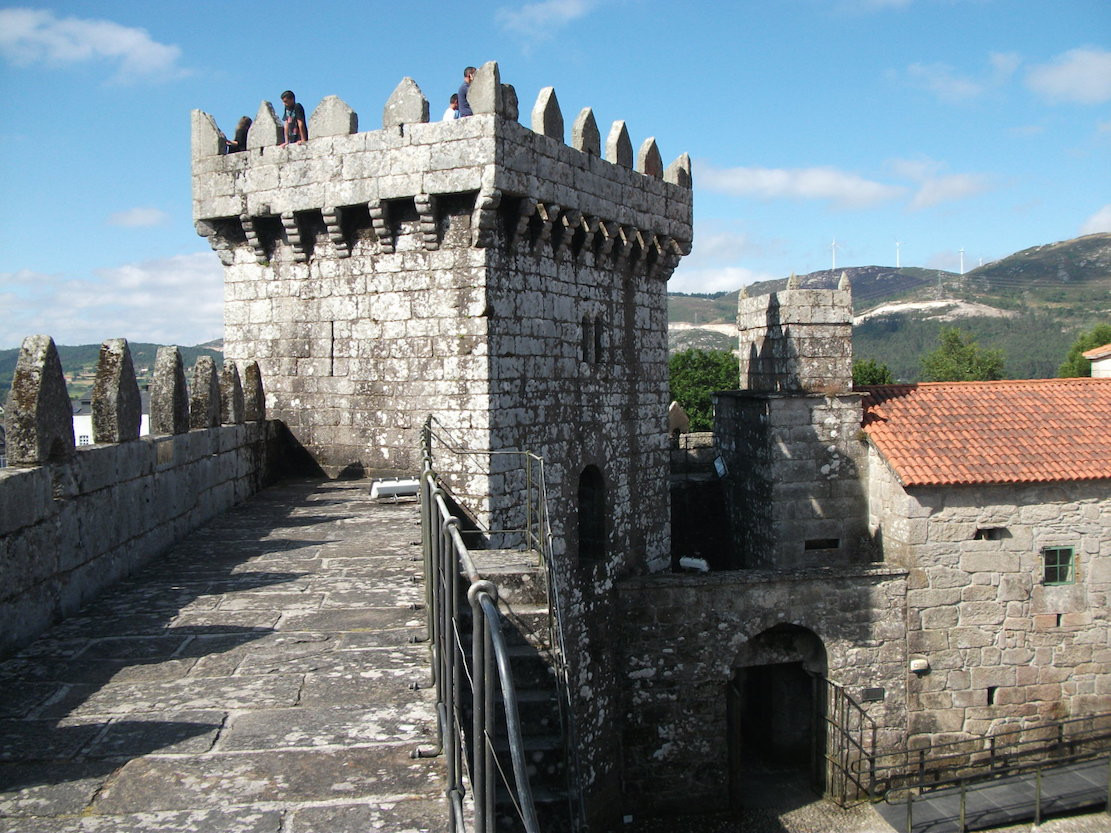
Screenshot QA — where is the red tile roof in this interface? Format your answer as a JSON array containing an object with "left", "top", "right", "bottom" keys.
[
  {"left": 861, "top": 378, "right": 1111, "bottom": 486},
  {"left": 1082, "top": 342, "right": 1111, "bottom": 361}
]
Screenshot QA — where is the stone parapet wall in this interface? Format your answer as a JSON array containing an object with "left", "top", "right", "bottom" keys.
[
  {"left": 670, "top": 431, "right": 716, "bottom": 476},
  {"left": 615, "top": 567, "right": 907, "bottom": 815},
  {"left": 867, "top": 448, "right": 1111, "bottom": 741},
  {"left": 0, "top": 335, "right": 279, "bottom": 656},
  {"left": 737, "top": 281, "right": 853, "bottom": 394}
]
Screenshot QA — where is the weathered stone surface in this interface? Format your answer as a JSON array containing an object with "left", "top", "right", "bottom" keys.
[
  {"left": 605, "top": 120, "right": 633, "bottom": 168},
  {"left": 501, "top": 83, "right": 519, "bottom": 122},
  {"left": 4, "top": 334, "right": 75, "bottom": 465},
  {"left": 151, "top": 346, "right": 190, "bottom": 435},
  {"left": 219, "top": 363, "right": 245, "bottom": 425},
  {"left": 468, "top": 61, "right": 502, "bottom": 115},
  {"left": 240, "top": 361, "right": 265, "bottom": 422},
  {"left": 92, "top": 338, "right": 141, "bottom": 444},
  {"left": 191, "top": 109, "right": 226, "bottom": 160},
  {"left": 571, "top": 107, "right": 601, "bottom": 156},
  {"left": 0, "top": 484, "right": 445, "bottom": 829},
  {"left": 247, "top": 101, "right": 282, "bottom": 150},
  {"left": 309, "top": 94, "right": 357, "bottom": 138},
  {"left": 382, "top": 77, "right": 429, "bottom": 128},
  {"left": 665, "top": 152, "right": 692, "bottom": 188},
  {"left": 190, "top": 356, "right": 221, "bottom": 429},
  {"left": 636, "top": 137, "right": 663, "bottom": 178},
  {"left": 531, "top": 86, "right": 564, "bottom": 141}
]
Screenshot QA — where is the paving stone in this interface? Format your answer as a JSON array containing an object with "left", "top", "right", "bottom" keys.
[
  {"left": 286, "top": 799, "right": 450, "bottom": 833},
  {"left": 91, "top": 746, "right": 442, "bottom": 812},
  {"left": 0, "top": 481, "right": 448, "bottom": 831}
]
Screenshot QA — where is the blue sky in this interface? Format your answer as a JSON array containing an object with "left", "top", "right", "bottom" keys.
[{"left": 1, "top": 0, "right": 1108, "bottom": 348}]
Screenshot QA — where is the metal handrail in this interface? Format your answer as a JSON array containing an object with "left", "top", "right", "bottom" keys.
[
  {"left": 865, "top": 711, "right": 1111, "bottom": 801},
  {"left": 420, "top": 420, "right": 541, "bottom": 833},
  {"left": 423, "top": 415, "right": 584, "bottom": 830},
  {"left": 820, "top": 677, "right": 878, "bottom": 806}
]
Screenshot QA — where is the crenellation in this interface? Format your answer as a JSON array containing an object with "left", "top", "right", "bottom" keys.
[
  {"left": 636, "top": 137, "right": 663, "bottom": 178},
  {"left": 309, "top": 94, "right": 358, "bottom": 137},
  {"left": 247, "top": 100, "right": 283, "bottom": 150},
  {"left": 92, "top": 338, "right": 142, "bottom": 444},
  {"left": 4, "top": 335, "right": 76, "bottom": 466}
]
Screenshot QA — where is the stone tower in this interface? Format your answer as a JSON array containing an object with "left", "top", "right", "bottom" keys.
[
  {"left": 192, "top": 62, "right": 694, "bottom": 822},
  {"left": 715, "top": 274, "right": 870, "bottom": 569}
]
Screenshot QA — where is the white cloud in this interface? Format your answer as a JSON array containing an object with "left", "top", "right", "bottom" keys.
[
  {"left": 888, "top": 157, "right": 993, "bottom": 210},
  {"left": 1026, "top": 47, "right": 1111, "bottom": 104},
  {"left": 697, "top": 162, "right": 905, "bottom": 210},
  {"left": 107, "top": 207, "right": 170, "bottom": 228},
  {"left": 906, "top": 52, "right": 1019, "bottom": 102},
  {"left": 1080, "top": 205, "right": 1111, "bottom": 235},
  {"left": 496, "top": 0, "right": 596, "bottom": 39},
  {"left": 0, "top": 8, "right": 185, "bottom": 83},
  {"left": 669, "top": 265, "right": 778, "bottom": 295},
  {"left": 0, "top": 253, "right": 223, "bottom": 349}
]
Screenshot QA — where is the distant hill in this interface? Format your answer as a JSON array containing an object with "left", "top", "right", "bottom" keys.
[
  {"left": 668, "top": 233, "right": 1111, "bottom": 381},
  {"left": 0, "top": 342, "right": 224, "bottom": 402}
]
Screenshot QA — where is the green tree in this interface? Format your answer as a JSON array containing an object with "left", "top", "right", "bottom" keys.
[
  {"left": 920, "top": 327, "right": 1005, "bottom": 382},
  {"left": 852, "top": 358, "right": 893, "bottom": 386},
  {"left": 1057, "top": 323, "right": 1111, "bottom": 377},
  {"left": 668, "top": 348, "right": 739, "bottom": 431}
]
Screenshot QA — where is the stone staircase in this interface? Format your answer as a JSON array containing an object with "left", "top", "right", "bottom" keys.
[{"left": 468, "top": 550, "right": 573, "bottom": 833}]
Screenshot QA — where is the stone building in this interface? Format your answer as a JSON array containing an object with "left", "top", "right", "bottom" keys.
[
  {"left": 189, "top": 65, "right": 1110, "bottom": 828},
  {"left": 191, "top": 62, "right": 693, "bottom": 825}
]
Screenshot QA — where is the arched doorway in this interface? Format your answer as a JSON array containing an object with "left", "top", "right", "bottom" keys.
[{"left": 726, "top": 624, "right": 827, "bottom": 809}]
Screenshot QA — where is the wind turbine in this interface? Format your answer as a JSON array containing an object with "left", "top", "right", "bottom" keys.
[
  {"left": 959, "top": 247, "right": 965, "bottom": 276},
  {"left": 831, "top": 238, "right": 841, "bottom": 272},
  {"left": 895, "top": 240, "right": 902, "bottom": 269}
]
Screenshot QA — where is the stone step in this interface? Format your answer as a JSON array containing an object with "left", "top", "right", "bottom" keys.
[{"left": 470, "top": 549, "right": 549, "bottom": 608}]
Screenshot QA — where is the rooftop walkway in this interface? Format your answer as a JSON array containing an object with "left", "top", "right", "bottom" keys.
[{"left": 0, "top": 479, "right": 448, "bottom": 833}]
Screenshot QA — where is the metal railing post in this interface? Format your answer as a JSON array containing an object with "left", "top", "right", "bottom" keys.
[
  {"left": 959, "top": 779, "right": 966, "bottom": 831},
  {"left": 1035, "top": 766, "right": 1042, "bottom": 826},
  {"left": 470, "top": 581, "right": 490, "bottom": 833}
]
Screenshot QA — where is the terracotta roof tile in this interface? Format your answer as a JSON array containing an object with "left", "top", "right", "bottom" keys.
[{"left": 861, "top": 378, "right": 1111, "bottom": 486}]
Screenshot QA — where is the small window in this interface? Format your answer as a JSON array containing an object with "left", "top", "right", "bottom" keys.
[
  {"left": 974, "top": 527, "right": 1006, "bottom": 540},
  {"left": 805, "top": 538, "right": 840, "bottom": 551},
  {"left": 78, "top": 434, "right": 91, "bottom": 446},
  {"left": 1042, "top": 547, "right": 1075, "bottom": 585}
]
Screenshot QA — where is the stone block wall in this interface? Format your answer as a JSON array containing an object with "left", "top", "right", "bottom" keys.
[
  {"left": 615, "top": 567, "right": 907, "bottom": 816},
  {"left": 0, "top": 336, "right": 278, "bottom": 657},
  {"left": 737, "top": 279, "right": 853, "bottom": 395},
  {"left": 715, "top": 391, "right": 870, "bottom": 569},
  {"left": 193, "top": 67, "right": 693, "bottom": 825},
  {"left": 867, "top": 448, "right": 1111, "bottom": 742}
]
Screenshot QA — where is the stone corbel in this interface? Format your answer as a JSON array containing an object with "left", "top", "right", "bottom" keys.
[
  {"left": 240, "top": 214, "right": 269, "bottom": 264},
  {"left": 472, "top": 187, "right": 502, "bottom": 249},
  {"left": 281, "top": 212, "right": 307, "bottom": 262},
  {"left": 368, "top": 199, "right": 394, "bottom": 254},
  {"left": 512, "top": 200, "right": 536, "bottom": 252},
  {"left": 414, "top": 193, "right": 439, "bottom": 251},
  {"left": 556, "top": 209, "right": 581, "bottom": 259},
  {"left": 534, "top": 203, "right": 560, "bottom": 253},
  {"left": 322, "top": 207, "right": 350, "bottom": 258}
]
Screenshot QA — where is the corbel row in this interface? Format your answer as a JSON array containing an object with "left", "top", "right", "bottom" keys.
[{"left": 496, "top": 197, "right": 690, "bottom": 278}]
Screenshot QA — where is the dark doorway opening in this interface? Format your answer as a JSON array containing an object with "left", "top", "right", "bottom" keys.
[{"left": 727, "top": 625, "right": 827, "bottom": 811}]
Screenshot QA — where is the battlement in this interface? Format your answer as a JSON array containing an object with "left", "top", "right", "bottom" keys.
[
  {"left": 736, "top": 273, "right": 854, "bottom": 394},
  {"left": 191, "top": 61, "right": 692, "bottom": 265},
  {"left": 0, "top": 335, "right": 277, "bottom": 655}
]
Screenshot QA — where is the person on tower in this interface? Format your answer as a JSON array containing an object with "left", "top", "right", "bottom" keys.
[{"left": 280, "top": 90, "right": 308, "bottom": 146}]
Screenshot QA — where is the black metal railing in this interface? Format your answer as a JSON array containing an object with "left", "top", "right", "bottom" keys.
[
  {"left": 820, "top": 677, "right": 877, "bottom": 806},
  {"left": 420, "top": 416, "right": 583, "bottom": 831}
]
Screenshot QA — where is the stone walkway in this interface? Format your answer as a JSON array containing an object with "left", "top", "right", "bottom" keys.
[{"left": 0, "top": 480, "right": 448, "bottom": 833}]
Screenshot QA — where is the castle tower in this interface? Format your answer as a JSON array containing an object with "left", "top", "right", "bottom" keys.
[
  {"left": 715, "top": 274, "right": 870, "bottom": 569},
  {"left": 192, "top": 63, "right": 693, "bottom": 824}
]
